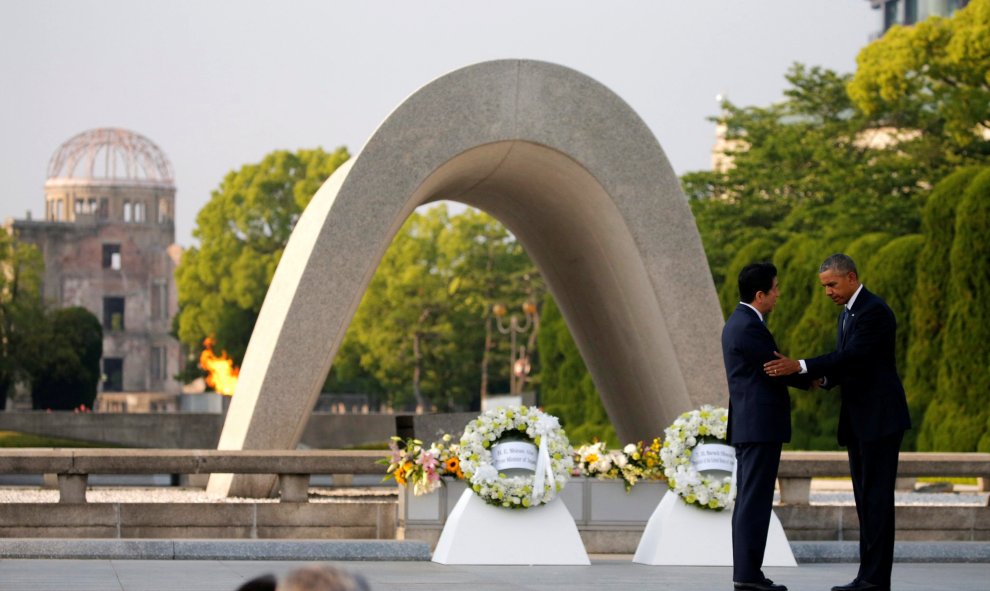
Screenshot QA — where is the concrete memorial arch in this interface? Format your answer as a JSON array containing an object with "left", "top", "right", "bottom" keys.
[{"left": 208, "top": 60, "right": 727, "bottom": 498}]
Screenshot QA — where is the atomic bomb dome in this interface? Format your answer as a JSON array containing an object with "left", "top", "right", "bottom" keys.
[
  {"left": 41, "top": 128, "right": 176, "bottom": 226},
  {"left": 45, "top": 127, "right": 174, "bottom": 188},
  {"left": 7, "top": 127, "right": 183, "bottom": 406}
]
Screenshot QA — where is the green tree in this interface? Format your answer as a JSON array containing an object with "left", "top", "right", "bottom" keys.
[
  {"left": 175, "top": 147, "right": 350, "bottom": 369},
  {"left": 30, "top": 307, "right": 103, "bottom": 410},
  {"left": 0, "top": 233, "right": 46, "bottom": 409},
  {"left": 537, "top": 294, "right": 617, "bottom": 446},
  {"left": 346, "top": 207, "right": 453, "bottom": 410},
  {"left": 920, "top": 167, "right": 990, "bottom": 451},
  {"left": 905, "top": 167, "right": 981, "bottom": 449},
  {"left": 686, "top": 64, "right": 924, "bottom": 294},
  {"left": 321, "top": 330, "right": 384, "bottom": 398},
  {"left": 341, "top": 206, "right": 543, "bottom": 411},
  {"left": 331, "top": 205, "right": 559, "bottom": 428},
  {"left": 848, "top": 0, "right": 990, "bottom": 158},
  {"left": 441, "top": 209, "right": 543, "bottom": 402}
]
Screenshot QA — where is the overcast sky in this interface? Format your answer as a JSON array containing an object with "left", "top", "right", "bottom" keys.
[{"left": 1, "top": 0, "right": 880, "bottom": 247}]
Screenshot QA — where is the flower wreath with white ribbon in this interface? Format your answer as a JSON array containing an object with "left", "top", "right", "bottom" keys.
[
  {"left": 457, "top": 406, "right": 573, "bottom": 509},
  {"left": 659, "top": 405, "right": 736, "bottom": 511}
]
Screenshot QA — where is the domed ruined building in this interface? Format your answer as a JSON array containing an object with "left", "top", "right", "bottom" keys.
[{"left": 9, "top": 128, "right": 182, "bottom": 409}]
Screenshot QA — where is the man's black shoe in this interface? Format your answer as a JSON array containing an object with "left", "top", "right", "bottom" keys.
[
  {"left": 733, "top": 578, "right": 787, "bottom": 591},
  {"left": 831, "top": 580, "right": 886, "bottom": 591}
]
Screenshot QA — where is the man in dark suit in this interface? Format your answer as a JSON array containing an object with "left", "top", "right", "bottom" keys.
[
  {"left": 764, "top": 254, "right": 910, "bottom": 591},
  {"left": 723, "top": 262, "right": 811, "bottom": 591}
]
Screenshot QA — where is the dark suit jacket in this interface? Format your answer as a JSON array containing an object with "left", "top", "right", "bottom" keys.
[
  {"left": 804, "top": 287, "right": 911, "bottom": 445},
  {"left": 722, "top": 304, "right": 809, "bottom": 445}
]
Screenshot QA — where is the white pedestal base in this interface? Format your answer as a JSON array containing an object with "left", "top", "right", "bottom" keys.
[
  {"left": 432, "top": 489, "right": 590, "bottom": 565},
  {"left": 633, "top": 490, "right": 796, "bottom": 566}
]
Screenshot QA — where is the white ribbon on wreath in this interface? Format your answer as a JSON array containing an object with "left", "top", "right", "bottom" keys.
[{"left": 531, "top": 431, "right": 555, "bottom": 504}]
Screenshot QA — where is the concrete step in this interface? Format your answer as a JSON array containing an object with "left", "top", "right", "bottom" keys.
[{"left": 0, "top": 538, "right": 431, "bottom": 561}]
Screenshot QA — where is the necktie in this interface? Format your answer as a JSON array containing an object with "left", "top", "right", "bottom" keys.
[{"left": 839, "top": 307, "right": 849, "bottom": 345}]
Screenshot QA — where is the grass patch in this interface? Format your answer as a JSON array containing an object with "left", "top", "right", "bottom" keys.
[
  {"left": 917, "top": 477, "right": 978, "bottom": 485},
  {"left": 340, "top": 441, "right": 391, "bottom": 451},
  {"left": 0, "top": 430, "right": 115, "bottom": 448},
  {"left": 815, "top": 476, "right": 978, "bottom": 485}
]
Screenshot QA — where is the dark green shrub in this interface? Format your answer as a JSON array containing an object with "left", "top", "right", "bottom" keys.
[
  {"left": 30, "top": 307, "right": 103, "bottom": 410},
  {"left": 922, "top": 168, "right": 990, "bottom": 451},
  {"left": 907, "top": 167, "right": 981, "bottom": 449}
]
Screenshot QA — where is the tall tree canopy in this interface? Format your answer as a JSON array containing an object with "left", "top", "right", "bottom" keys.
[
  {"left": 684, "top": 64, "right": 923, "bottom": 290},
  {"left": 175, "top": 147, "right": 350, "bottom": 371},
  {"left": 337, "top": 206, "right": 542, "bottom": 411},
  {"left": 848, "top": 0, "right": 990, "bottom": 157},
  {"left": 0, "top": 232, "right": 45, "bottom": 409}
]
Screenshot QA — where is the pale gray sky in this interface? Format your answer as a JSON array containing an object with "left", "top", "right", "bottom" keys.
[{"left": 1, "top": 0, "right": 880, "bottom": 247}]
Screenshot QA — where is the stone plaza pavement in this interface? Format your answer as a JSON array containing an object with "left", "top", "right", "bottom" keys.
[{"left": 1, "top": 559, "right": 988, "bottom": 591}]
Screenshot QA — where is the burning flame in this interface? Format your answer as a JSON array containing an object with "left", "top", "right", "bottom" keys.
[{"left": 200, "top": 337, "right": 239, "bottom": 396}]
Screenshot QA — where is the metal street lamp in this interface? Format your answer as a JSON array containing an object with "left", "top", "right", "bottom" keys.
[{"left": 493, "top": 301, "right": 538, "bottom": 396}]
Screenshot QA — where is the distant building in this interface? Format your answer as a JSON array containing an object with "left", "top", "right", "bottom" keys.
[
  {"left": 711, "top": 119, "right": 746, "bottom": 174},
  {"left": 4, "top": 128, "right": 183, "bottom": 410},
  {"left": 866, "top": 0, "right": 970, "bottom": 36}
]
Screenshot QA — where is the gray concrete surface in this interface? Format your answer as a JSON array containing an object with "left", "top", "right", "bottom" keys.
[
  {"left": 0, "top": 558, "right": 987, "bottom": 591},
  {"left": 0, "top": 539, "right": 431, "bottom": 561},
  {"left": 2, "top": 539, "right": 988, "bottom": 563}
]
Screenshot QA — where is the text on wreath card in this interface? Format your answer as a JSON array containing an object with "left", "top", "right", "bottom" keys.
[
  {"left": 690, "top": 443, "right": 736, "bottom": 473},
  {"left": 492, "top": 441, "right": 539, "bottom": 472}
]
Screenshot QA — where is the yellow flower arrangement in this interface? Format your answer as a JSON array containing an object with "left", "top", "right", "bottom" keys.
[
  {"left": 574, "top": 438, "right": 665, "bottom": 491},
  {"left": 380, "top": 434, "right": 463, "bottom": 495}
]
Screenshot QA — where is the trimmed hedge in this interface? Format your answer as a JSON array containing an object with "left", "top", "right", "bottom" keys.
[
  {"left": 906, "top": 168, "right": 981, "bottom": 449},
  {"left": 921, "top": 168, "right": 990, "bottom": 451}
]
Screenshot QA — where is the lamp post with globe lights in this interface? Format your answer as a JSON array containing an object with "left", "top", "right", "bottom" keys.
[{"left": 492, "top": 300, "right": 539, "bottom": 398}]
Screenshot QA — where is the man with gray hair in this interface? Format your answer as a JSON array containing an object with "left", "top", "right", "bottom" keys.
[
  {"left": 276, "top": 564, "right": 371, "bottom": 591},
  {"left": 764, "top": 253, "right": 910, "bottom": 591}
]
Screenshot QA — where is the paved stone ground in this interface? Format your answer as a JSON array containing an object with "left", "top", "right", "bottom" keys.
[
  {"left": 0, "top": 481, "right": 984, "bottom": 589},
  {"left": 1, "top": 559, "right": 988, "bottom": 591}
]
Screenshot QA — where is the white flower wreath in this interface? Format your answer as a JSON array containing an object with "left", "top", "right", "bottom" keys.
[
  {"left": 457, "top": 406, "right": 573, "bottom": 510},
  {"left": 659, "top": 405, "right": 736, "bottom": 511}
]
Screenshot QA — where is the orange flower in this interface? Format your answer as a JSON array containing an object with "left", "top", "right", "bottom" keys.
[
  {"left": 444, "top": 456, "right": 460, "bottom": 475},
  {"left": 394, "top": 461, "right": 414, "bottom": 486}
]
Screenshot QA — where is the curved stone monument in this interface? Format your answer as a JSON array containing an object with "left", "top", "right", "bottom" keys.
[{"left": 209, "top": 60, "right": 726, "bottom": 497}]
